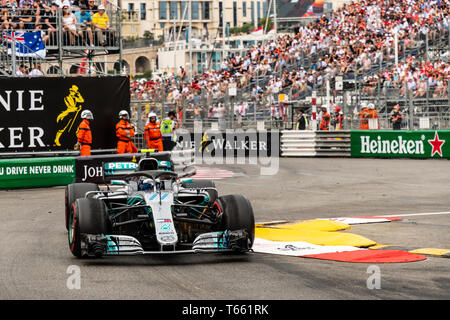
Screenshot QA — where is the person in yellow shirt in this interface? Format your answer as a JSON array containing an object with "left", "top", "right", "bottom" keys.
[{"left": 91, "top": 5, "right": 109, "bottom": 46}]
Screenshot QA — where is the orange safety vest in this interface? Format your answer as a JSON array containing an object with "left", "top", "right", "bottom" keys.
[
  {"left": 144, "top": 121, "right": 164, "bottom": 151},
  {"left": 359, "top": 108, "right": 369, "bottom": 129},
  {"left": 367, "top": 109, "right": 379, "bottom": 119},
  {"left": 116, "top": 120, "right": 135, "bottom": 142},
  {"left": 320, "top": 112, "right": 331, "bottom": 130},
  {"left": 77, "top": 119, "right": 92, "bottom": 156},
  {"left": 116, "top": 120, "right": 137, "bottom": 154}
]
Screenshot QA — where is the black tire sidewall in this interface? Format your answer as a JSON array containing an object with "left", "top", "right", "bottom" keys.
[
  {"left": 219, "top": 194, "right": 255, "bottom": 246},
  {"left": 76, "top": 198, "right": 110, "bottom": 235},
  {"left": 65, "top": 183, "right": 99, "bottom": 231}
]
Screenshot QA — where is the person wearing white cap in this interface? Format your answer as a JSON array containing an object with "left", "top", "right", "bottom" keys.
[
  {"left": 358, "top": 102, "right": 370, "bottom": 130},
  {"left": 144, "top": 112, "right": 163, "bottom": 151},
  {"left": 116, "top": 109, "right": 138, "bottom": 154},
  {"left": 92, "top": 4, "right": 109, "bottom": 46},
  {"left": 366, "top": 103, "right": 379, "bottom": 130}
]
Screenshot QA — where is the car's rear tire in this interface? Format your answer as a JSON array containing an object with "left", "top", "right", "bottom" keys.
[
  {"left": 181, "top": 180, "right": 218, "bottom": 204},
  {"left": 218, "top": 194, "right": 255, "bottom": 247},
  {"left": 68, "top": 198, "right": 109, "bottom": 258},
  {"left": 65, "top": 183, "right": 99, "bottom": 231}
]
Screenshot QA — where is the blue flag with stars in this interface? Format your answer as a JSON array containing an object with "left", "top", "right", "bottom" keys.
[{"left": 6, "top": 31, "right": 46, "bottom": 58}]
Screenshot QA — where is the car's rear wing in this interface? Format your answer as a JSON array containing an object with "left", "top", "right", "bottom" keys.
[
  {"left": 102, "top": 159, "right": 177, "bottom": 181},
  {"left": 103, "top": 161, "right": 138, "bottom": 178}
]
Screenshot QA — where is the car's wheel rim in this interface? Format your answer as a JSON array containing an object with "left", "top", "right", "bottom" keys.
[{"left": 69, "top": 204, "right": 76, "bottom": 250}]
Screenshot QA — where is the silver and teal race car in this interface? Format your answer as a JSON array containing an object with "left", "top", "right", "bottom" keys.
[{"left": 65, "top": 154, "right": 254, "bottom": 258}]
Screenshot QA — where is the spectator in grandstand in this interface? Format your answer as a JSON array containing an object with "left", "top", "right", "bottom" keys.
[
  {"left": 72, "top": 0, "right": 88, "bottom": 9},
  {"left": 433, "top": 75, "right": 448, "bottom": 98},
  {"left": 42, "top": 2, "right": 57, "bottom": 43},
  {"left": 75, "top": 4, "right": 93, "bottom": 46},
  {"left": 54, "top": 0, "right": 70, "bottom": 8},
  {"left": 15, "top": 64, "right": 27, "bottom": 77},
  {"left": 86, "top": 0, "right": 97, "bottom": 14},
  {"left": 414, "top": 77, "right": 427, "bottom": 98},
  {"left": 61, "top": 4, "right": 77, "bottom": 45},
  {"left": 32, "top": 0, "right": 44, "bottom": 28},
  {"left": 18, "top": 1, "right": 33, "bottom": 30},
  {"left": 3, "top": 0, "right": 18, "bottom": 18},
  {"left": 0, "top": 2, "right": 10, "bottom": 30},
  {"left": 28, "top": 63, "right": 43, "bottom": 77},
  {"left": 18, "top": 0, "right": 31, "bottom": 8},
  {"left": 91, "top": 4, "right": 109, "bottom": 46}
]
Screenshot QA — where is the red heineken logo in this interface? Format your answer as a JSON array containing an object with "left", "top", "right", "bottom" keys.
[{"left": 428, "top": 131, "right": 445, "bottom": 157}]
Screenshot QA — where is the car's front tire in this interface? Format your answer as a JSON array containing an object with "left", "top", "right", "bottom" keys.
[
  {"left": 65, "top": 183, "right": 99, "bottom": 231},
  {"left": 218, "top": 194, "right": 255, "bottom": 248},
  {"left": 68, "top": 198, "right": 110, "bottom": 258}
]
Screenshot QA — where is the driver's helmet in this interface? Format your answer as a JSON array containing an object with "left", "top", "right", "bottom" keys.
[{"left": 139, "top": 178, "right": 154, "bottom": 191}]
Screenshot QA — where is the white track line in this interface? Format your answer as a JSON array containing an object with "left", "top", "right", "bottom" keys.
[{"left": 379, "top": 211, "right": 450, "bottom": 218}]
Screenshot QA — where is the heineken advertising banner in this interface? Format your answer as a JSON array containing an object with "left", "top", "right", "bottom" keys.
[
  {"left": 351, "top": 130, "right": 450, "bottom": 159},
  {"left": 0, "top": 157, "right": 75, "bottom": 189},
  {"left": 0, "top": 76, "right": 130, "bottom": 153}
]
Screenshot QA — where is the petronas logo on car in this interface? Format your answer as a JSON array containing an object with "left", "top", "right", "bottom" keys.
[{"left": 360, "top": 135, "right": 425, "bottom": 155}]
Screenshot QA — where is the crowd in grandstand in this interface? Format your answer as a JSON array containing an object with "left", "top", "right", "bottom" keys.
[
  {"left": 361, "top": 55, "right": 449, "bottom": 98},
  {"left": 131, "top": 0, "right": 449, "bottom": 122},
  {"left": 0, "top": 0, "right": 111, "bottom": 46}
]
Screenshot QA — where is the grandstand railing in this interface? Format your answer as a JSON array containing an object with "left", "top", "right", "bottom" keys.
[{"left": 0, "top": 2, "right": 122, "bottom": 77}]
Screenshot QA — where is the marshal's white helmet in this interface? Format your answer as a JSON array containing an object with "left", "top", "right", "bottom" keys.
[
  {"left": 148, "top": 112, "right": 157, "bottom": 119},
  {"left": 368, "top": 103, "right": 375, "bottom": 110},
  {"left": 81, "top": 109, "right": 93, "bottom": 120},
  {"left": 119, "top": 110, "right": 129, "bottom": 119}
]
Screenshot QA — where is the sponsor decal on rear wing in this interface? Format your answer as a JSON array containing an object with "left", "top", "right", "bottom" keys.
[{"left": 103, "top": 162, "right": 138, "bottom": 177}]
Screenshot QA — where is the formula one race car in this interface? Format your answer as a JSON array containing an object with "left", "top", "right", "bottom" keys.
[{"left": 65, "top": 155, "right": 254, "bottom": 258}]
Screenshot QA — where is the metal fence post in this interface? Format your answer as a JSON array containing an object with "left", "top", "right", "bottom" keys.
[
  {"left": 11, "top": 38, "right": 16, "bottom": 76},
  {"left": 58, "top": 10, "right": 64, "bottom": 76},
  {"left": 408, "top": 90, "right": 413, "bottom": 130}
]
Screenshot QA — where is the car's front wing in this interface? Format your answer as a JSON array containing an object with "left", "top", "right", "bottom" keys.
[{"left": 81, "top": 230, "right": 251, "bottom": 257}]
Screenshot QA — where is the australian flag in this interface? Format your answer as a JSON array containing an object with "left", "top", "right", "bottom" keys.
[{"left": 4, "top": 31, "right": 46, "bottom": 58}]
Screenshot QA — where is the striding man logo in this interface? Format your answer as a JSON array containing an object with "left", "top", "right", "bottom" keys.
[{"left": 54, "top": 85, "right": 85, "bottom": 147}]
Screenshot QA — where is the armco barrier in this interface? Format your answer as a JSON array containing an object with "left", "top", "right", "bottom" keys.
[
  {"left": 0, "top": 150, "right": 195, "bottom": 189},
  {"left": 351, "top": 130, "right": 450, "bottom": 159},
  {"left": 0, "top": 157, "right": 75, "bottom": 189},
  {"left": 281, "top": 130, "right": 351, "bottom": 157}
]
